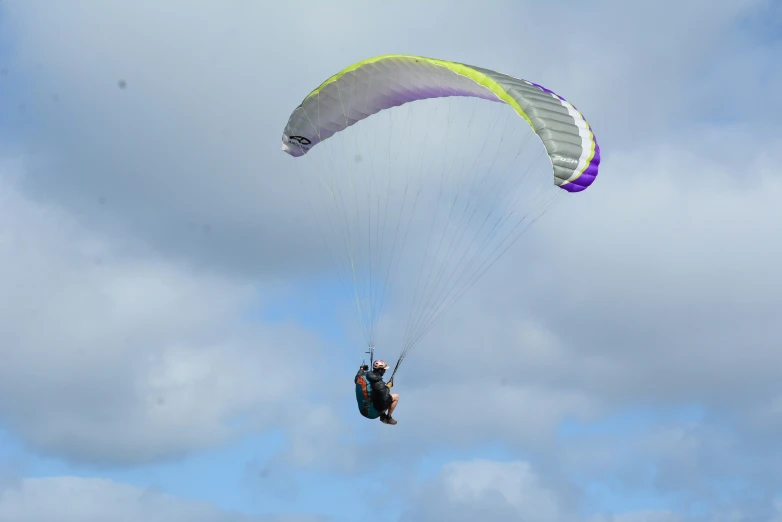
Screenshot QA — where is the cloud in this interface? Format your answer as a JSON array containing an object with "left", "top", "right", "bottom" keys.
[
  {"left": 401, "top": 459, "right": 572, "bottom": 522},
  {"left": 401, "top": 458, "right": 698, "bottom": 522},
  {"left": 0, "top": 162, "right": 327, "bottom": 466},
  {"left": 588, "top": 512, "right": 684, "bottom": 522},
  {"left": 318, "top": 125, "right": 782, "bottom": 511},
  {"left": 553, "top": 412, "right": 782, "bottom": 519},
  {"left": 0, "top": 0, "right": 336, "bottom": 278},
  {"left": 0, "top": 0, "right": 781, "bottom": 518},
  {"left": 6, "top": 0, "right": 772, "bottom": 281},
  {"left": 397, "top": 127, "right": 782, "bottom": 402},
  {"left": 0, "top": 476, "right": 328, "bottom": 522},
  {"left": 403, "top": 457, "right": 782, "bottom": 522}
]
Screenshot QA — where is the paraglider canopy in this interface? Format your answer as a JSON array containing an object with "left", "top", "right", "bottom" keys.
[
  {"left": 282, "top": 54, "right": 599, "bottom": 191},
  {"left": 281, "top": 54, "right": 600, "bottom": 376}
]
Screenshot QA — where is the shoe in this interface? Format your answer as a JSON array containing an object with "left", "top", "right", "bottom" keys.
[{"left": 384, "top": 416, "right": 397, "bottom": 425}]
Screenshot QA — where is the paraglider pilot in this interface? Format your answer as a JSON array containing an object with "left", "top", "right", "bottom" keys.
[{"left": 360, "top": 360, "right": 399, "bottom": 425}]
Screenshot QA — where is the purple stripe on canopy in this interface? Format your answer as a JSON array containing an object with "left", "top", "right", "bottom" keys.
[
  {"left": 561, "top": 140, "right": 600, "bottom": 192},
  {"left": 527, "top": 81, "right": 600, "bottom": 193}
]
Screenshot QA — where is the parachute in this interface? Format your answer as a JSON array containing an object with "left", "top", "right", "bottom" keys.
[{"left": 281, "top": 54, "right": 600, "bottom": 377}]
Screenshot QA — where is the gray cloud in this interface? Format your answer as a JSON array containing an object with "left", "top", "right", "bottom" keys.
[
  {"left": 375, "top": 131, "right": 782, "bottom": 417},
  {"left": 442, "top": 132, "right": 774, "bottom": 339},
  {"left": 0, "top": 0, "right": 781, "bottom": 518},
  {"left": 368, "top": 139, "right": 782, "bottom": 517},
  {"left": 5, "top": 0, "right": 771, "bottom": 279},
  {"left": 0, "top": 166, "right": 328, "bottom": 466},
  {"left": 263, "top": 127, "right": 782, "bottom": 514}
]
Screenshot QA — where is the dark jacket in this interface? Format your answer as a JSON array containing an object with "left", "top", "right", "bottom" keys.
[{"left": 365, "top": 369, "right": 392, "bottom": 410}]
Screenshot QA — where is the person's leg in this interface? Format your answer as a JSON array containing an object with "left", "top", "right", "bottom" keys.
[{"left": 387, "top": 393, "right": 399, "bottom": 417}]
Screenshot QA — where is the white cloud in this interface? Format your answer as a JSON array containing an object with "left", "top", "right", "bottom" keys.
[
  {"left": 402, "top": 459, "right": 572, "bottom": 522},
  {"left": 0, "top": 476, "right": 327, "bottom": 522},
  {"left": 403, "top": 457, "right": 782, "bottom": 521},
  {"left": 587, "top": 511, "right": 684, "bottom": 522}
]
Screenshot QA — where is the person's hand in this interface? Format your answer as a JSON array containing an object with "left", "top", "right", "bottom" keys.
[
  {"left": 361, "top": 365, "right": 369, "bottom": 371},
  {"left": 386, "top": 379, "right": 393, "bottom": 389}
]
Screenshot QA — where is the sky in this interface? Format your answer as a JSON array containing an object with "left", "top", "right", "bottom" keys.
[{"left": 0, "top": 0, "right": 781, "bottom": 521}]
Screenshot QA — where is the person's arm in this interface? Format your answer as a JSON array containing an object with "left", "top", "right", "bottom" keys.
[
  {"left": 355, "top": 364, "right": 368, "bottom": 383},
  {"left": 371, "top": 377, "right": 391, "bottom": 403}
]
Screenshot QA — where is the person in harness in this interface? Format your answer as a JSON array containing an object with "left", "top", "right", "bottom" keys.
[{"left": 354, "top": 359, "right": 400, "bottom": 425}]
